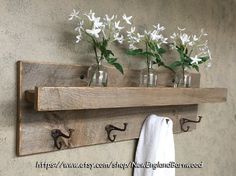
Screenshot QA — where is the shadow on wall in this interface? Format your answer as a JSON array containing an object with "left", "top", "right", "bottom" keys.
[{"left": 53, "top": 22, "right": 94, "bottom": 65}]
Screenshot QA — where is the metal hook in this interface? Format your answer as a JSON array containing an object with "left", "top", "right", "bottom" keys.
[
  {"left": 180, "top": 116, "right": 202, "bottom": 132},
  {"left": 105, "top": 123, "right": 128, "bottom": 142},
  {"left": 51, "top": 129, "right": 74, "bottom": 150},
  {"left": 166, "top": 119, "right": 169, "bottom": 124}
]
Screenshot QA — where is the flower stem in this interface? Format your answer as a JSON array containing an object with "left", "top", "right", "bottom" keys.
[
  {"left": 182, "top": 65, "right": 185, "bottom": 85},
  {"left": 93, "top": 41, "right": 99, "bottom": 65},
  {"left": 89, "top": 41, "right": 100, "bottom": 86},
  {"left": 146, "top": 42, "right": 150, "bottom": 87},
  {"left": 88, "top": 65, "right": 99, "bottom": 86}
]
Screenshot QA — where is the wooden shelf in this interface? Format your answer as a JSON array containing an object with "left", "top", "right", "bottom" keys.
[
  {"left": 17, "top": 61, "right": 228, "bottom": 156},
  {"left": 26, "top": 87, "right": 227, "bottom": 111}
]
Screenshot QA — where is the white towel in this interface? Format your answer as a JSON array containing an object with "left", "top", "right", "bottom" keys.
[{"left": 134, "top": 114, "right": 175, "bottom": 176}]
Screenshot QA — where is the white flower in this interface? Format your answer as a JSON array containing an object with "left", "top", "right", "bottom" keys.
[
  {"left": 188, "top": 42, "right": 194, "bottom": 46},
  {"left": 114, "top": 33, "right": 124, "bottom": 44},
  {"left": 192, "top": 35, "right": 199, "bottom": 41},
  {"left": 104, "top": 14, "right": 115, "bottom": 26},
  {"left": 69, "top": 9, "right": 80, "bottom": 20},
  {"left": 177, "top": 27, "right": 186, "bottom": 31},
  {"left": 150, "top": 30, "right": 162, "bottom": 41},
  {"left": 129, "top": 43, "right": 137, "bottom": 50},
  {"left": 161, "top": 37, "right": 168, "bottom": 44},
  {"left": 84, "top": 9, "right": 95, "bottom": 21},
  {"left": 122, "top": 14, "right": 132, "bottom": 25},
  {"left": 76, "top": 35, "right": 82, "bottom": 43},
  {"left": 133, "top": 36, "right": 141, "bottom": 43},
  {"left": 84, "top": 10, "right": 103, "bottom": 29},
  {"left": 114, "top": 21, "right": 124, "bottom": 30},
  {"left": 104, "top": 14, "right": 115, "bottom": 22},
  {"left": 137, "top": 33, "right": 144, "bottom": 39},
  {"left": 86, "top": 28, "right": 101, "bottom": 38},
  {"left": 201, "top": 28, "right": 208, "bottom": 36},
  {"left": 127, "top": 27, "right": 136, "bottom": 36},
  {"left": 170, "top": 32, "right": 177, "bottom": 39},
  {"left": 144, "top": 30, "right": 151, "bottom": 35},
  {"left": 190, "top": 55, "right": 202, "bottom": 65},
  {"left": 153, "top": 24, "right": 165, "bottom": 31},
  {"left": 188, "top": 35, "right": 198, "bottom": 47},
  {"left": 197, "top": 41, "right": 209, "bottom": 52},
  {"left": 93, "top": 18, "right": 103, "bottom": 28},
  {"left": 75, "top": 20, "right": 84, "bottom": 32},
  {"left": 180, "top": 33, "right": 190, "bottom": 45}
]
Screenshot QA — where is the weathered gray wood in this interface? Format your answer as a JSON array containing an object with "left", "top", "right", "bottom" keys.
[
  {"left": 17, "top": 61, "right": 201, "bottom": 156},
  {"left": 24, "top": 87, "right": 227, "bottom": 111}
]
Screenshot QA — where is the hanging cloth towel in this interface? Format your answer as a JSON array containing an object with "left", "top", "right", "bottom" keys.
[{"left": 134, "top": 114, "right": 175, "bottom": 176}]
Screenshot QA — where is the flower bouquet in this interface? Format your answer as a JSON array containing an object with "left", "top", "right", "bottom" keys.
[
  {"left": 69, "top": 9, "right": 132, "bottom": 86},
  {"left": 169, "top": 27, "right": 211, "bottom": 87},
  {"left": 126, "top": 24, "right": 170, "bottom": 87}
]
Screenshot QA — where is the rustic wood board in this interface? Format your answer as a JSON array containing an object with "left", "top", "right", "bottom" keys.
[
  {"left": 17, "top": 61, "right": 200, "bottom": 156},
  {"left": 26, "top": 87, "right": 227, "bottom": 111}
]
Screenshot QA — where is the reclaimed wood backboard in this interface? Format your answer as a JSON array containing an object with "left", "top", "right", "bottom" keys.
[{"left": 17, "top": 61, "right": 200, "bottom": 156}]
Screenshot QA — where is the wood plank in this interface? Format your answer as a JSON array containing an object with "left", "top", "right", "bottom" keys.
[
  {"left": 19, "top": 105, "right": 198, "bottom": 156},
  {"left": 17, "top": 61, "right": 202, "bottom": 156},
  {"left": 27, "top": 87, "right": 227, "bottom": 111}
]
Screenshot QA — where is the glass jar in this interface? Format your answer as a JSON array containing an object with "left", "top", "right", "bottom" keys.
[
  {"left": 140, "top": 60, "right": 158, "bottom": 87},
  {"left": 174, "top": 68, "right": 192, "bottom": 88},
  {"left": 87, "top": 60, "right": 108, "bottom": 87}
]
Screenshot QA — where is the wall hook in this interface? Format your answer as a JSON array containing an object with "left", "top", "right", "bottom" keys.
[
  {"left": 51, "top": 129, "right": 74, "bottom": 150},
  {"left": 105, "top": 123, "right": 128, "bottom": 142},
  {"left": 180, "top": 116, "right": 202, "bottom": 132}
]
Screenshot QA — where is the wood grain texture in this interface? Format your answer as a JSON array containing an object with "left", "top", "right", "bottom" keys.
[
  {"left": 17, "top": 61, "right": 202, "bottom": 156},
  {"left": 27, "top": 87, "right": 227, "bottom": 111}
]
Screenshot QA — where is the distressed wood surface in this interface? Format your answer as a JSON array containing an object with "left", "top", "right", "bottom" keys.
[
  {"left": 17, "top": 61, "right": 201, "bottom": 156},
  {"left": 25, "top": 87, "right": 227, "bottom": 111}
]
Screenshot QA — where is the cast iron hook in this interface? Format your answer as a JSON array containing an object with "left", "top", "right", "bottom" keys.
[
  {"left": 180, "top": 116, "right": 202, "bottom": 132},
  {"left": 105, "top": 123, "right": 128, "bottom": 142},
  {"left": 51, "top": 129, "right": 74, "bottom": 150}
]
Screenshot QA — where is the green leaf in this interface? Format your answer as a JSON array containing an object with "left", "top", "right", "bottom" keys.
[
  {"left": 148, "top": 41, "right": 166, "bottom": 55},
  {"left": 127, "top": 49, "right": 154, "bottom": 58},
  {"left": 112, "top": 62, "right": 124, "bottom": 74},
  {"left": 183, "top": 58, "right": 191, "bottom": 66},
  {"left": 102, "top": 38, "right": 108, "bottom": 47},
  {"left": 199, "top": 56, "right": 209, "bottom": 62},
  {"left": 185, "top": 64, "right": 191, "bottom": 69},
  {"left": 176, "top": 45, "right": 188, "bottom": 54},
  {"left": 142, "top": 51, "right": 155, "bottom": 57},
  {"left": 155, "top": 55, "right": 161, "bottom": 64},
  {"left": 106, "top": 50, "right": 114, "bottom": 56},
  {"left": 103, "top": 49, "right": 114, "bottom": 58},
  {"left": 148, "top": 42, "right": 156, "bottom": 51},
  {"left": 163, "top": 65, "right": 175, "bottom": 73},
  {"left": 157, "top": 47, "right": 166, "bottom": 55},
  {"left": 127, "top": 49, "right": 143, "bottom": 56},
  {"left": 106, "top": 57, "right": 117, "bottom": 64},
  {"left": 177, "top": 49, "right": 185, "bottom": 62},
  {"left": 192, "top": 65, "right": 199, "bottom": 72},
  {"left": 169, "top": 61, "right": 182, "bottom": 69}
]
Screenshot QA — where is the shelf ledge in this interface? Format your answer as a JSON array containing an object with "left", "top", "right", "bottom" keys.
[{"left": 25, "top": 87, "right": 227, "bottom": 111}]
